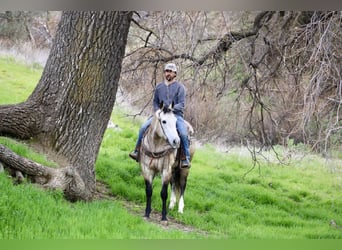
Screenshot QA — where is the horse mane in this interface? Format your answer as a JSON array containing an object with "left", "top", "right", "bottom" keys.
[{"left": 162, "top": 106, "right": 172, "bottom": 113}]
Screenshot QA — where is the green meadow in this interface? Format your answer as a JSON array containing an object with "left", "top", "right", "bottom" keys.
[{"left": 0, "top": 56, "right": 342, "bottom": 239}]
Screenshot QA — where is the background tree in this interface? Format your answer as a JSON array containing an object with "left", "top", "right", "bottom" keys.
[
  {"left": 0, "top": 11, "right": 58, "bottom": 47},
  {"left": 0, "top": 11, "right": 132, "bottom": 201},
  {"left": 120, "top": 11, "right": 341, "bottom": 156}
]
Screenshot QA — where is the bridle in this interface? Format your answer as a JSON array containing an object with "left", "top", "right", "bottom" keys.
[{"left": 141, "top": 110, "right": 178, "bottom": 159}]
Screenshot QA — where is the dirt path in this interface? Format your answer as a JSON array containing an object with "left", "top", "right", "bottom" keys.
[{"left": 94, "top": 181, "right": 208, "bottom": 236}]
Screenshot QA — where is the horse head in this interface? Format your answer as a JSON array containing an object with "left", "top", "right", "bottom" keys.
[{"left": 156, "top": 101, "right": 180, "bottom": 149}]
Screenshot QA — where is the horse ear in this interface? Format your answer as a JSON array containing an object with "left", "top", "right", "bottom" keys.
[
  {"left": 159, "top": 101, "right": 164, "bottom": 110},
  {"left": 169, "top": 102, "right": 174, "bottom": 112}
]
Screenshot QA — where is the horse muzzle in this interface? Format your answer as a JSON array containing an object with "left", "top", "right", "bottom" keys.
[{"left": 169, "top": 137, "right": 180, "bottom": 149}]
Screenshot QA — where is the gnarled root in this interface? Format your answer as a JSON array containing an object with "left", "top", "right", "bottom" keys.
[{"left": 0, "top": 144, "right": 89, "bottom": 201}]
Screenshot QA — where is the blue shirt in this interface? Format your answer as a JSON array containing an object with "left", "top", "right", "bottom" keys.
[{"left": 153, "top": 81, "right": 186, "bottom": 117}]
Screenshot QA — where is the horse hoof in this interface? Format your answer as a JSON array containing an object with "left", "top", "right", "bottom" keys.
[
  {"left": 160, "top": 220, "right": 168, "bottom": 226},
  {"left": 143, "top": 216, "right": 150, "bottom": 221}
]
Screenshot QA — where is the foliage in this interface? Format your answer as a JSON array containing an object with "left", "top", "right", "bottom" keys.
[
  {"left": 0, "top": 11, "right": 60, "bottom": 47},
  {"left": 0, "top": 137, "right": 57, "bottom": 168},
  {"left": 0, "top": 11, "right": 34, "bottom": 41},
  {"left": 2, "top": 11, "right": 341, "bottom": 154},
  {"left": 1, "top": 39, "right": 342, "bottom": 239},
  {"left": 1, "top": 117, "right": 342, "bottom": 238},
  {"left": 121, "top": 11, "right": 342, "bottom": 155},
  {"left": 0, "top": 173, "right": 198, "bottom": 239},
  {"left": 0, "top": 57, "right": 42, "bottom": 104}
]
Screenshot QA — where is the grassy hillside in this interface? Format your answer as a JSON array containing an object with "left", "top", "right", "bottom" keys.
[{"left": 1, "top": 56, "right": 342, "bottom": 239}]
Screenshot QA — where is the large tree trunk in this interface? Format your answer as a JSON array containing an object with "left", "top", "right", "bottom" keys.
[{"left": 0, "top": 11, "right": 132, "bottom": 201}]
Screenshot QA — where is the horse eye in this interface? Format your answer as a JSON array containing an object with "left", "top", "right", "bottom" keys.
[{"left": 162, "top": 120, "right": 167, "bottom": 124}]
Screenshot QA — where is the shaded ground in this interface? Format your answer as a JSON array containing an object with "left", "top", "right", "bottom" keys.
[{"left": 94, "top": 181, "right": 208, "bottom": 236}]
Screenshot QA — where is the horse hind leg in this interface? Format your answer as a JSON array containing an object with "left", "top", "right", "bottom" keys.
[
  {"left": 178, "top": 196, "right": 184, "bottom": 213},
  {"left": 169, "top": 182, "right": 185, "bottom": 213},
  {"left": 178, "top": 176, "right": 188, "bottom": 213},
  {"left": 169, "top": 183, "right": 177, "bottom": 210},
  {"left": 169, "top": 164, "right": 180, "bottom": 210}
]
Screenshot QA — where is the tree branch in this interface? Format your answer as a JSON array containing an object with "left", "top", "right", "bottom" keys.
[
  {"left": 196, "top": 11, "right": 275, "bottom": 65},
  {"left": 0, "top": 102, "right": 43, "bottom": 139},
  {"left": 131, "top": 17, "right": 160, "bottom": 46}
]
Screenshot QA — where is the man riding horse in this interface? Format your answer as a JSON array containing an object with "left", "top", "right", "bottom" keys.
[{"left": 129, "top": 62, "right": 191, "bottom": 168}]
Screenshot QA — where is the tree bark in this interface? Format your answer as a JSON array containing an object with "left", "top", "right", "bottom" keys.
[{"left": 0, "top": 11, "right": 132, "bottom": 201}]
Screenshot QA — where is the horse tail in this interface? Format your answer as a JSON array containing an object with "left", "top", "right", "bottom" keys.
[{"left": 171, "top": 163, "right": 189, "bottom": 197}]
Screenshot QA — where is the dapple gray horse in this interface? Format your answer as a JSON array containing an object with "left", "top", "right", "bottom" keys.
[{"left": 139, "top": 102, "right": 195, "bottom": 223}]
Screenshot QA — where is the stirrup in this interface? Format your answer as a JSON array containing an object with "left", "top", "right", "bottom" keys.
[
  {"left": 129, "top": 151, "right": 139, "bottom": 162},
  {"left": 181, "top": 159, "right": 191, "bottom": 169}
]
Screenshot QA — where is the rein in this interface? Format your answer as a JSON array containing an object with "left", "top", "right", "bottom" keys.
[{"left": 141, "top": 143, "right": 176, "bottom": 159}]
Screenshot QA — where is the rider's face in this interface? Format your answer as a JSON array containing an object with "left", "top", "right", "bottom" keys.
[{"left": 164, "top": 70, "right": 176, "bottom": 82}]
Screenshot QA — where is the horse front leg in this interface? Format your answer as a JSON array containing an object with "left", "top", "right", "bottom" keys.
[
  {"left": 160, "top": 182, "right": 169, "bottom": 221},
  {"left": 144, "top": 179, "right": 152, "bottom": 218}
]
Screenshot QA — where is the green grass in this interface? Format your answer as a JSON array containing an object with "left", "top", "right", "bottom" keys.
[
  {"left": 1, "top": 56, "right": 342, "bottom": 239},
  {"left": 0, "top": 137, "right": 58, "bottom": 168},
  {"left": 0, "top": 173, "right": 199, "bottom": 239},
  {"left": 0, "top": 57, "right": 42, "bottom": 104}
]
